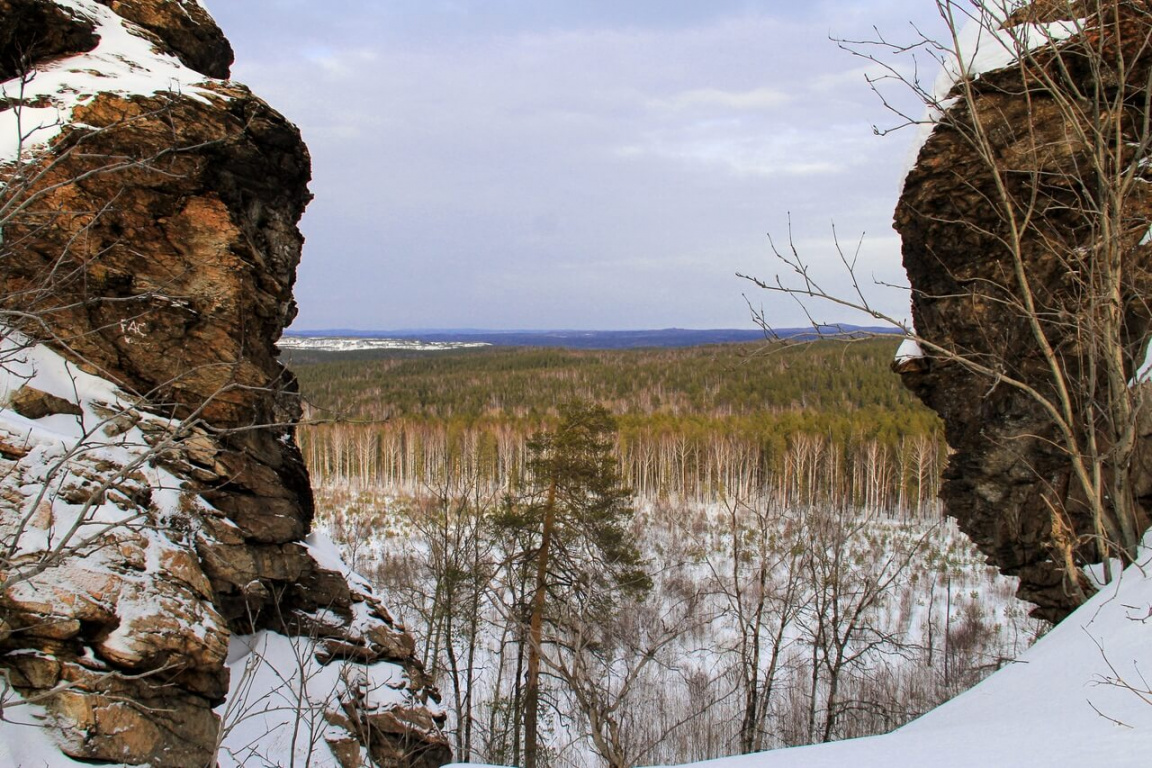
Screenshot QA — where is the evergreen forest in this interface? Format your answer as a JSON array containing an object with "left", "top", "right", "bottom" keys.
[{"left": 291, "top": 339, "right": 944, "bottom": 509}]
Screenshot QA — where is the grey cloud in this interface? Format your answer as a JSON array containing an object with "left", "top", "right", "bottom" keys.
[{"left": 210, "top": 2, "right": 942, "bottom": 330}]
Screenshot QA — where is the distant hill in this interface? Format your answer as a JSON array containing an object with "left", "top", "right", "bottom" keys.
[{"left": 284, "top": 326, "right": 899, "bottom": 350}]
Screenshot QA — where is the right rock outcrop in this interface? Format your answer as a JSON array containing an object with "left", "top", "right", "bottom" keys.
[{"left": 895, "top": 0, "right": 1152, "bottom": 621}]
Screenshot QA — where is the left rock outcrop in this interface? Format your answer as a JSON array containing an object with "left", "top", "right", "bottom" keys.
[{"left": 0, "top": 2, "right": 449, "bottom": 766}]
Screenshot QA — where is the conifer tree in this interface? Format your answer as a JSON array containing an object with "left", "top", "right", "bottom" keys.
[{"left": 499, "top": 400, "right": 650, "bottom": 768}]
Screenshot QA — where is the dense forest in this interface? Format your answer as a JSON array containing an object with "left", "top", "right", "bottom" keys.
[
  {"left": 288, "top": 339, "right": 932, "bottom": 425},
  {"left": 290, "top": 339, "right": 944, "bottom": 510}
]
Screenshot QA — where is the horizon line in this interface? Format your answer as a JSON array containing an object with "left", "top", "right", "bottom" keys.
[{"left": 283, "top": 324, "right": 893, "bottom": 335}]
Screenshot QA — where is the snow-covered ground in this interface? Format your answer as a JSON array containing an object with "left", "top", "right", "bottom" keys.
[
  {"left": 433, "top": 533, "right": 1151, "bottom": 768},
  {"left": 315, "top": 484, "right": 1055, "bottom": 767},
  {"left": 683, "top": 538, "right": 1152, "bottom": 768}
]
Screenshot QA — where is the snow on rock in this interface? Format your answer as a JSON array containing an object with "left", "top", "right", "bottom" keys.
[
  {"left": 217, "top": 630, "right": 407, "bottom": 768},
  {"left": 221, "top": 532, "right": 450, "bottom": 768},
  {"left": 0, "top": 1, "right": 450, "bottom": 765},
  {"left": 0, "top": 699, "right": 108, "bottom": 768},
  {"left": 934, "top": 11, "right": 1080, "bottom": 99},
  {"left": 905, "top": 6, "right": 1081, "bottom": 177},
  {"left": 893, "top": 337, "right": 924, "bottom": 362},
  {"left": 0, "top": 330, "right": 230, "bottom": 765},
  {"left": 891, "top": 336, "right": 929, "bottom": 375},
  {"left": 0, "top": 333, "right": 450, "bottom": 767},
  {"left": 0, "top": 0, "right": 222, "bottom": 164},
  {"left": 306, "top": 529, "right": 377, "bottom": 594}
]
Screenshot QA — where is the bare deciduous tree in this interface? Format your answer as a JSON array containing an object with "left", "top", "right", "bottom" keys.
[
  {"left": 703, "top": 493, "right": 807, "bottom": 753},
  {"left": 742, "top": 0, "right": 1152, "bottom": 598}
]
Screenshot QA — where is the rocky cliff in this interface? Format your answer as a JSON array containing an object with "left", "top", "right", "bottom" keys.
[
  {"left": 0, "top": 2, "right": 450, "bottom": 766},
  {"left": 895, "top": 0, "right": 1152, "bottom": 621}
]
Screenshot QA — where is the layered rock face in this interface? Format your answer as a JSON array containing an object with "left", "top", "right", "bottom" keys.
[
  {"left": 0, "top": 2, "right": 449, "bottom": 766},
  {"left": 895, "top": 1, "right": 1152, "bottom": 621}
]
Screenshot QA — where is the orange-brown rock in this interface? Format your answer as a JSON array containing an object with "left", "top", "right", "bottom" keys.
[
  {"left": 10, "top": 84, "right": 312, "bottom": 431},
  {"left": 0, "top": 439, "right": 234, "bottom": 765},
  {"left": 6, "top": 385, "right": 83, "bottom": 418},
  {"left": 1, "top": 76, "right": 323, "bottom": 592},
  {"left": 0, "top": 2, "right": 449, "bottom": 766},
  {"left": 5, "top": 652, "right": 220, "bottom": 765},
  {"left": 93, "top": 0, "right": 233, "bottom": 78}
]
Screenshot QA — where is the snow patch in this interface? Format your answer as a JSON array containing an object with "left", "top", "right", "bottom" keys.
[
  {"left": 904, "top": 10, "right": 1081, "bottom": 178},
  {"left": 894, "top": 337, "right": 924, "bottom": 362},
  {"left": 0, "top": 0, "right": 221, "bottom": 165}
]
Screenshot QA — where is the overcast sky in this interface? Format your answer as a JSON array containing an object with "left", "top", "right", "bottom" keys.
[{"left": 206, "top": 1, "right": 950, "bottom": 331}]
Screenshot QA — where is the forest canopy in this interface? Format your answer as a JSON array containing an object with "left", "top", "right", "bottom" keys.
[{"left": 289, "top": 339, "right": 943, "bottom": 509}]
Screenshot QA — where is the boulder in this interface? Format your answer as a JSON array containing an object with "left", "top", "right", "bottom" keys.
[{"left": 6, "top": 386, "right": 83, "bottom": 419}]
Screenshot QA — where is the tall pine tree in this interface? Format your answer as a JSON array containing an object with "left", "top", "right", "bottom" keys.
[{"left": 499, "top": 400, "right": 649, "bottom": 768}]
